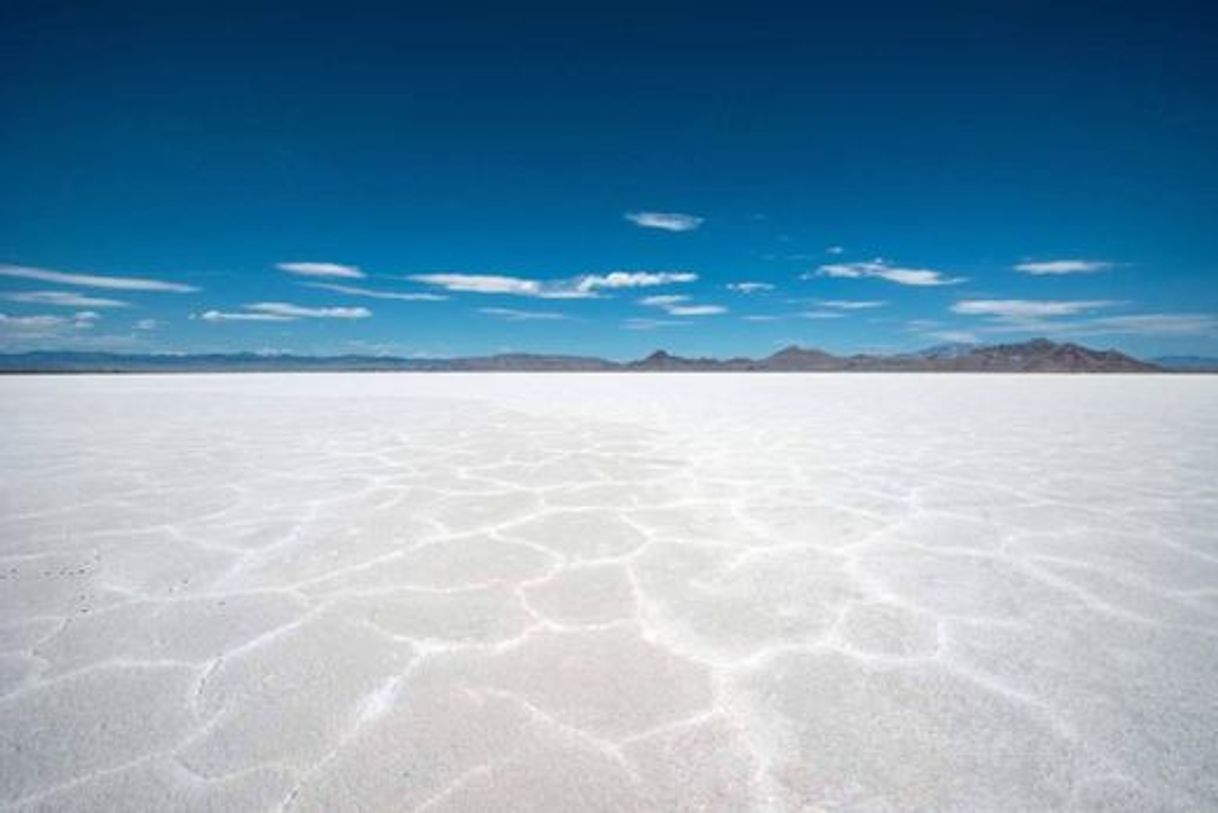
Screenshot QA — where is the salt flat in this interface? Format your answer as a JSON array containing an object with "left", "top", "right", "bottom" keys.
[{"left": 1, "top": 373, "right": 1216, "bottom": 812}]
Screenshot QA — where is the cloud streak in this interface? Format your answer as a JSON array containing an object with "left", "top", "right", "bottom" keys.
[
  {"left": 624, "top": 211, "right": 704, "bottom": 232},
  {"left": 0, "top": 311, "right": 100, "bottom": 336},
  {"left": 951, "top": 299, "right": 1116, "bottom": 318},
  {"left": 727, "top": 282, "right": 774, "bottom": 294},
  {"left": 247, "top": 302, "right": 371, "bottom": 319},
  {"left": 0, "top": 264, "right": 197, "bottom": 292},
  {"left": 276, "top": 262, "right": 365, "bottom": 279},
  {"left": 1014, "top": 259, "right": 1114, "bottom": 275},
  {"left": 198, "top": 310, "right": 295, "bottom": 323},
  {"left": 815, "top": 299, "right": 886, "bottom": 310},
  {"left": 198, "top": 302, "right": 372, "bottom": 322},
  {"left": 639, "top": 294, "right": 726, "bottom": 316},
  {"left": 623, "top": 317, "right": 690, "bottom": 330},
  {"left": 812, "top": 260, "right": 964, "bottom": 286},
  {"left": 577, "top": 271, "right": 697, "bottom": 291},
  {"left": 408, "top": 269, "right": 698, "bottom": 299},
  {"left": 303, "top": 282, "right": 447, "bottom": 301},
  {"left": 407, "top": 273, "right": 594, "bottom": 299},
  {"left": 478, "top": 307, "right": 571, "bottom": 321},
  {"left": 995, "top": 313, "right": 1218, "bottom": 338},
  {"left": 3, "top": 290, "right": 129, "bottom": 308}
]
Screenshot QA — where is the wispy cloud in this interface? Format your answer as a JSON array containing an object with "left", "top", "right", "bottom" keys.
[
  {"left": 0, "top": 311, "right": 151, "bottom": 351},
  {"left": 815, "top": 299, "right": 886, "bottom": 310},
  {"left": 3, "top": 290, "right": 129, "bottom": 308},
  {"left": 639, "top": 294, "right": 726, "bottom": 316},
  {"left": 812, "top": 260, "right": 964, "bottom": 286},
  {"left": 410, "top": 270, "right": 696, "bottom": 299},
  {"left": 198, "top": 310, "right": 295, "bottom": 322},
  {"left": 945, "top": 297, "right": 1214, "bottom": 338},
  {"left": 577, "top": 271, "right": 697, "bottom": 291},
  {"left": 1014, "top": 259, "right": 1114, "bottom": 275},
  {"left": 800, "top": 310, "right": 847, "bottom": 319},
  {"left": 247, "top": 302, "right": 371, "bottom": 319},
  {"left": 624, "top": 211, "right": 704, "bottom": 232},
  {"left": 951, "top": 299, "right": 1116, "bottom": 318},
  {"left": 276, "top": 262, "right": 365, "bottom": 279},
  {"left": 478, "top": 307, "right": 571, "bottom": 321},
  {"left": 1071, "top": 314, "right": 1218, "bottom": 336},
  {"left": 407, "top": 273, "right": 594, "bottom": 299},
  {"left": 926, "top": 330, "right": 981, "bottom": 344},
  {"left": 640, "top": 295, "right": 688, "bottom": 308},
  {"left": 670, "top": 304, "right": 727, "bottom": 316},
  {"left": 134, "top": 318, "right": 160, "bottom": 331},
  {"left": 826, "top": 246, "right": 845, "bottom": 255},
  {"left": 303, "top": 282, "right": 447, "bottom": 301},
  {"left": 197, "top": 302, "right": 372, "bottom": 322},
  {"left": 742, "top": 314, "right": 783, "bottom": 322},
  {"left": 623, "top": 317, "right": 690, "bottom": 330},
  {"left": 0, "top": 311, "right": 100, "bottom": 336},
  {"left": 992, "top": 313, "right": 1218, "bottom": 338},
  {"left": 0, "top": 264, "right": 197, "bottom": 292},
  {"left": 727, "top": 282, "right": 775, "bottom": 294}
]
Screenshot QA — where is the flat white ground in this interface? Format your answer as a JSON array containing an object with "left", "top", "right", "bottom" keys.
[{"left": 1, "top": 373, "right": 1216, "bottom": 811}]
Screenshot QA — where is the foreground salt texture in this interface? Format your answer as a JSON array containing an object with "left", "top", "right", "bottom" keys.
[{"left": 1, "top": 373, "right": 1216, "bottom": 811}]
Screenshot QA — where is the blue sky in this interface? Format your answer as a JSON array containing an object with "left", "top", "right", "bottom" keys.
[{"left": 1, "top": 1, "right": 1215, "bottom": 359}]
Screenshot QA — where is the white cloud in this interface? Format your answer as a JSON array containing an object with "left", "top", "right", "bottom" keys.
[
  {"left": 0, "top": 264, "right": 197, "bottom": 292},
  {"left": 4, "top": 290, "right": 129, "bottom": 308},
  {"left": 198, "top": 310, "right": 296, "bottom": 322},
  {"left": 623, "top": 318, "right": 690, "bottom": 330},
  {"left": 742, "top": 315, "right": 783, "bottom": 322},
  {"left": 276, "top": 262, "right": 365, "bottom": 279},
  {"left": 812, "top": 260, "right": 964, "bottom": 286},
  {"left": 640, "top": 295, "right": 688, "bottom": 307},
  {"left": 816, "top": 299, "right": 885, "bottom": 310},
  {"left": 669, "top": 304, "right": 727, "bottom": 316},
  {"left": 951, "top": 299, "right": 1116, "bottom": 318},
  {"left": 826, "top": 246, "right": 845, "bottom": 255},
  {"left": 0, "top": 313, "right": 72, "bottom": 331},
  {"left": 407, "top": 273, "right": 594, "bottom": 299},
  {"left": 624, "top": 211, "right": 704, "bottom": 232},
  {"left": 1014, "top": 259, "right": 1114, "bottom": 275},
  {"left": 727, "top": 282, "right": 775, "bottom": 294},
  {"left": 0, "top": 311, "right": 99, "bottom": 336},
  {"left": 247, "top": 302, "right": 371, "bottom": 319},
  {"left": 800, "top": 310, "right": 847, "bottom": 319},
  {"left": 577, "top": 271, "right": 697, "bottom": 291},
  {"left": 638, "top": 294, "right": 725, "bottom": 317},
  {"left": 1072, "top": 314, "right": 1217, "bottom": 336},
  {"left": 478, "top": 307, "right": 570, "bottom": 321},
  {"left": 303, "top": 282, "right": 447, "bottom": 301},
  {"left": 409, "top": 270, "right": 694, "bottom": 299},
  {"left": 927, "top": 330, "right": 980, "bottom": 344},
  {"left": 134, "top": 318, "right": 160, "bottom": 331}
]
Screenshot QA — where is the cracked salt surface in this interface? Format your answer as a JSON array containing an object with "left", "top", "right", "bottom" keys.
[{"left": 1, "top": 373, "right": 1216, "bottom": 811}]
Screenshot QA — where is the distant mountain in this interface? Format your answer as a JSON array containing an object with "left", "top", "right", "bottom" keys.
[
  {"left": 1152, "top": 355, "right": 1218, "bottom": 372},
  {"left": 940, "top": 338, "right": 1162, "bottom": 373},
  {"left": 0, "top": 339, "right": 1167, "bottom": 374},
  {"left": 907, "top": 342, "right": 980, "bottom": 360},
  {"left": 761, "top": 346, "right": 842, "bottom": 371},
  {"left": 627, "top": 350, "right": 757, "bottom": 371},
  {"left": 445, "top": 353, "right": 618, "bottom": 372}
]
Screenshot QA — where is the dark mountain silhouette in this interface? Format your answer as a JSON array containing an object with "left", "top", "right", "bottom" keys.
[{"left": 0, "top": 339, "right": 1165, "bottom": 374}]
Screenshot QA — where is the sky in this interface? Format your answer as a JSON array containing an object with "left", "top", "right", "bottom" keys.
[{"left": 1, "top": 0, "right": 1216, "bottom": 360}]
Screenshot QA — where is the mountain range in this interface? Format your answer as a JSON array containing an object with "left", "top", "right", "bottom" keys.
[{"left": 0, "top": 339, "right": 1178, "bottom": 373}]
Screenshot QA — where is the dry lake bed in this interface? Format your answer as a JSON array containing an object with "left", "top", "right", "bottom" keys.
[{"left": 1, "top": 373, "right": 1216, "bottom": 812}]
